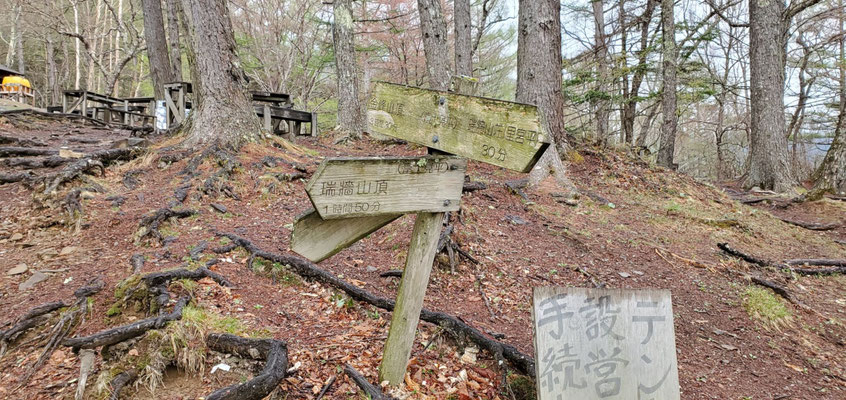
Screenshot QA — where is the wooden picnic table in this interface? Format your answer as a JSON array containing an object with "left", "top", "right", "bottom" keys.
[
  {"left": 62, "top": 90, "right": 127, "bottom": 118},
  {"left": 251, "top": 91, "right": 292, "bottom": 108},
  {"left": 62, "top": 91, "right": 154, "bottom": 127}
]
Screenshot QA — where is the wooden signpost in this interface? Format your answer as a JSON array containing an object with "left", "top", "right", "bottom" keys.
[
  {"left": 367, "top": 81, "right": 550, "bottom": 172},
  {"left": 532, "top": 287, "right": 681, "bottom": 400},
  {"left": 305, "top": 156, "right": 466, "bottom": 219},
  {"left": 290, "top": 82, "right": 551, "bottom": 387}
]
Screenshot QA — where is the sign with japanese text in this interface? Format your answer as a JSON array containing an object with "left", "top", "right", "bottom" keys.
[
  {"left": 305, "top": 155, "right": 466, "bottom": 219},
  {"left": 532, "top": 287, "right": 680, "bottom": 400},
  {"left": 366, "top": 81, "right": 550, "bottom": 172}
]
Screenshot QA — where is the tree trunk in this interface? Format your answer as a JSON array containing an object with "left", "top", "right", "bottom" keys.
[
  {"left": 6, "top": 1, "right": 21, "bottom": 70},
  {"left": 809, "top": 0, "right": 846, "bottom": 196},
  {"left": 333, "top": 0, "right": 364, "bottom": 138},
  {"left": 142, "top": 0, "right": 176, "bottom": 100},
  {"left": 592, "top": 0, "right": 610, "bottom": 141},
  {"left": 166, "top": 0, "right": 183, "bottom": 81},
  {"left": 454, "top": 0, "right": 472, "bottom": 77},
  {"left": 417, "top": 0, "right": 451, "bottom": 90},
  {"left": 657, "top": 0, "right": 677, "bottom": 169},
  {"left": 745, "top": 0, "right": 793, "bottom": 190},
  {"left": 517, "top": 0, "right": 575, "bottom": 192},
  {"left": 46, "top": 36, "right": 60, "bottom": 106},
  {"left": 179, "top": 0, "right": 262, "bottom": 149},
  {"left": 623, "top": 0, "right": 657, "bottom": 145}
]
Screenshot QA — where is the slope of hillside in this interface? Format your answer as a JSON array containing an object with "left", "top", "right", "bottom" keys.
[{"left": 0, "top": 113, "right": 843, "bottom": 399}]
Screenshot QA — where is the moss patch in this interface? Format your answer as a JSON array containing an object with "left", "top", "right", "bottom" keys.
[{"left": 743, "top": 286, "right": 792, "bottom": 328}]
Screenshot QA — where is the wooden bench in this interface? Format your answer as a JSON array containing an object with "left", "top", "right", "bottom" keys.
[{"left": 253, "top": 104, "right": 318, "bottom": 138}]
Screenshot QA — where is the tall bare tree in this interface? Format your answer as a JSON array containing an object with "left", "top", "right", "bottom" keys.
[
  {"left": 179, "top": 0, "right": 262, "bottom": 149},
  {"left": 165, "top": 0, "right": 183, "bottom": 81},
  {"left": 657, "top": 0, "right": 678, "bottom": 168},
  {"left": 417, "top": 0, "right": 450, "bottom": 90},
  {"left": 142, "top": 0, "right": 176, "bottom": 99},
  {"left": 333, "top": 0, "right": 364, "bottom": 138}
]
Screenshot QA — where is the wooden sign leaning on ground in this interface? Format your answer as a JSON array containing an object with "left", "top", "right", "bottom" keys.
[
  {"left": 305, "top": 156, "right": 467, "bottom": 219},
  {"left": 532, "top": 287, "right": 680, "bottom": 400},
  {"left": 367, "top": 81, "right": 550, "bottom": 172}
]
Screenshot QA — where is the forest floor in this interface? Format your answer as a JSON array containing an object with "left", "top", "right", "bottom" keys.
[{"left": 0, "top": 112, "right": 844, "bottom": 400}]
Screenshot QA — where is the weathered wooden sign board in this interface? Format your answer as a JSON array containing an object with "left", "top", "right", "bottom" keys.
[
  {"left": 305, "top": 156, "right": 466, "bottom": 219},
  {"left": 367, "top": 81, "right": 549, "bottom": 172},
  {"left": 290, "top": 209, "right": 399, "bottom": 262},
  {"left": 532, "top": 287, "right": 680, "bottom": 400}
]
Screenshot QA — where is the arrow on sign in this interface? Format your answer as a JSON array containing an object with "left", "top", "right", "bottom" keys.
[
  {"left": 367, "top": 81, "right": 550, "bottom": 172},
  {"left": 305, "top": 156, "right": 467, "bottom": 220},
  {"left": 290, "top": 209, "right": 400, "bottom": 262}
]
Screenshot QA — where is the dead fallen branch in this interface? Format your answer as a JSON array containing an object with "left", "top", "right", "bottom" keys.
[
  {"left": 344, "top": 364, "right": 396, "bottom": 400},
  {"left": 779, "top": 218, "right": 841, "bottom": 231},
  {"left": 41, "top": 148, "right": 140, "bottom": 194},
  {"left": 463, "top": 180, "right": 488, "bottom": 193},
  {"left": 505, "top": 178, "right": 529, "bottom": 200},
  {"left": 215, "top": 232, "right": 536, "bottom": 376},
  {"left": 64, "top": 296, "right": 189, "bottom": 351},
  {"left": 718, "top": 242, "right": 845, "bottom": 276},
  {"left": 205, "top": 333, "right": 288, "bottom": 400}
]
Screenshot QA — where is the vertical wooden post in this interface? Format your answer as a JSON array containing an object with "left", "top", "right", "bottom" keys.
[
  {"left": 62, "top": 93, "right": 68, "bottom": 113},
  {"left": 263, "top": 104, "right": 272, "bottom": 132},
  {"left": 378, "top": 211, "right": 443, "bottom": 386},
  {"left": 311, "top": 112, "right": 319, "bottom": 137}
]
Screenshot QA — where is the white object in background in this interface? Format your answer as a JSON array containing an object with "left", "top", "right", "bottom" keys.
[
  {"left": 155, "top": 100, "right": 167, "bottom": 130},
  {"left": 210, "top": 363, "right": 231, "bottom": 374}
]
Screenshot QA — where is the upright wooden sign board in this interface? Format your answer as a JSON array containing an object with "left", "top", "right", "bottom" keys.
[
  {"left": 532, "top": 287, "right": 681, "bottom": 400},
  {"left": 367, "top": 81, "right": 550, "bottom": 172}
]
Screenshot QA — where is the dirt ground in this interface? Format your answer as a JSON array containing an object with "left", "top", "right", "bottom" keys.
[{"left": 0, "top": 113, "right": 844, "bottom": 399}]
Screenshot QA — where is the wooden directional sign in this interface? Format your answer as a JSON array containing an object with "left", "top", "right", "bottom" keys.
[
  {"left": 532, "top": 287, "right": 680, "bottom": 400},
  {"left": 366, "top": 81, "right": 550, "bottom": 172},
  {"left": 305, "top": 156, "right": 466, "bottom": 220},
  {"left": 290, "top": 209, "right": 400, "bottom": 262}
]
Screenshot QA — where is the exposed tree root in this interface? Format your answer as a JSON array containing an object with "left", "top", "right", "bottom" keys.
[
  {"left": 786, "top": 259, "right": 846, "bottom": 267},
  {"left": 18, "top": 279, "right": 105, "bottom": 386},
  {"left": 779, "top": 217, "right": 842, "bottom": 231},
  {"left": 0, "top": 147, "right": 59, "bottom": 157},
  {"left": 137, "top": 207, "right": 197, "bottom": 245},
  {"left": 108, "top": 370, "right": 138, "bottom": 400},
  {"left": 40, "top": 148, "right": 141, "bottom": 195},
  {"left": 2, "top": 156, "right": 69, "bottom": 168},
  {"left": 0, "top": 171, "right": 35, "bottom": 184},
  {"left": 462, "top": 180, "right": 488, "bottom": 193},
  {"left": 315, "top": 375, "right": 337, "bottom": 400},
  {"left": 0, "top": 301, "right": 67, "bottom": 356},
  {"left": 0, "top": 134, "right": 48, "bottom": 147},
  {"left": 215, "top": 232, "right": 536, "bottom": 376},
  {"left": 718, "top": 242, "right": 846, "bottom": 275},
  {"left": 64, "top": 296, "right": 189, "bottom": 351},
  {"left": 344, "top": 364, "right": 396, "bottom": 400},
  {"left": 130, "top": 254, "right": 145, "bottom": 274},
  {"left": 205, "top": 333, "right": 288, "bottom": 400},
  {"left": 505, "top": 178, "right": 529, "bottom": 200},
  {"left": 142, "top": 265, "right": 232, "bottom": 289}
]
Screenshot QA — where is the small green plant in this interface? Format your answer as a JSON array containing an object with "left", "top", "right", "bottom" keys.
[{"left": 743, "top": 287, "right": 792, "bottom": 328}]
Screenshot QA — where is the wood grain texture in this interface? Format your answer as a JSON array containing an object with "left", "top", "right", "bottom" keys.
[
  {"left": 379, "top": 212, "right": 443, "bottom": 385},
  {"left": 306, "top": 156, "right": 466, "bottom": 219},
  {"left": 290, "top": 209, "right": 400, "bottom": 262},
  {"left": 366, "top": 81, "right": 549, "bottom": 172},
  {"left": 532, "top": 287, "right": 680, "bottom": 400}
]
